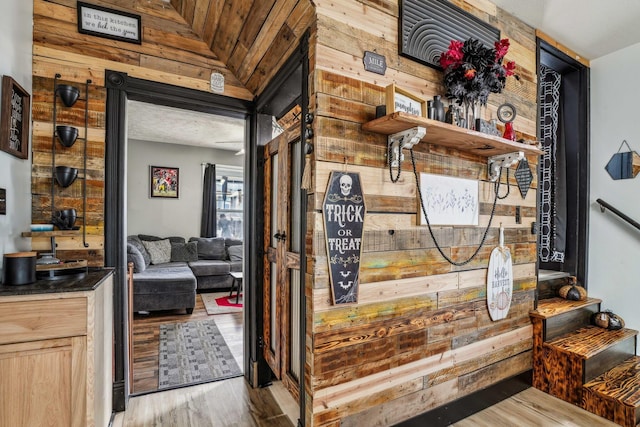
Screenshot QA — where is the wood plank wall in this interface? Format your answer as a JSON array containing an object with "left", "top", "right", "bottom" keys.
[
  {"left": 306, "top": 1, "right": 539, "bottom": 425},
  {"left": 30, "top": 0, "right": 309, "bottom": 264}
]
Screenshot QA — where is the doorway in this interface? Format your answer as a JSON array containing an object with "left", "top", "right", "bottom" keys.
[
  {"left": 124, "top": 100, "right": 247, "bottom": 394},
  {"left": 536, "top": 39, "right": 590, "bottom": 286},
  {"left": 104, "top": 70, "right": 253, "bottom": 409}
]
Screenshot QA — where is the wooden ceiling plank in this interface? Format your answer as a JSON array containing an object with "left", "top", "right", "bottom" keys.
[
  {"left": 211, "top": 0, "right": 255, "bottom": 64},
  {"left": 191, "top": 0, "right": 212, "bottom": 35},
  {"left": 226, "top": 0, "right": 277, "bottom": 73},
  {"left": 246, "top": 24, "right": 296, "bottom": 94},
  {"left": 202, "top": 0, "right": 225, "bottom": 46},
  {"left": 235, "top": 0, "right": 299, "bottom": 84},
  {"left": 287, "top": 0, "right": 315, "bottom": 37},
  {"left": 181, "top": 0, "right": 197, "bottom": 26},
  {"left": 239, "top": 0, "right": 278, "bottom": 48}
]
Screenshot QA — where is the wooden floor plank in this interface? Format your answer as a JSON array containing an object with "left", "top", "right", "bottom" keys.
[{"left": 453, "top": 387, "right": 618, "bottom": 426}]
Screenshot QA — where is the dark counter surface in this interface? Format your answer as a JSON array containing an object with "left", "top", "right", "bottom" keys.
[{"left": 0, "top": 268, "right": 115, "bottom": 296}]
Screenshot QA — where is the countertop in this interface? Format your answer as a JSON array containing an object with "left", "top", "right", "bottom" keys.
[{"left": 0, "top": 268, "right": 115, "bottom": 296}]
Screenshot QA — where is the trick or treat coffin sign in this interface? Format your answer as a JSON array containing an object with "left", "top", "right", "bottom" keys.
[{"left": 322, "top": 172, "right": 366, "bottom": 305}]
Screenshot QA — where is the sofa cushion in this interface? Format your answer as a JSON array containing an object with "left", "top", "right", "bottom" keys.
[
  {"left": 127, "top": 243, "right": 146, "bottom": 273},
  {"left": 133, "top": 264, "right": 196, "bottom": 294},
  {"left": 139, "top": 234, "right": 185, "bottom": 244},
  {"left": 128, "top": 235, "right": 151, "bottom": 267},
  {"left": 188, "top": 260, "right": 230, "bottom": 276},
  {"left": 171, "top": 241, "right": 198, "bottom": 262},
  {"left": 189, "top": 237, "right": 226, "bottom": 260},
  {"left": 142, "top": 239, "right": 172, "bottom": 264},
  {"left": 229, "top": 261, "right": 242, "bottom": 273},
  {"left": 227, "top": 245, "right": 243, "bottom": 261}
]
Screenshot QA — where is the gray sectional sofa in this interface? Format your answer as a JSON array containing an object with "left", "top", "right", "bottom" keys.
[{"left": 127, "top": 234, "right": 243, "bottom": 314}]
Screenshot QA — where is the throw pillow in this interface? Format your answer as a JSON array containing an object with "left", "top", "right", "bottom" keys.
[
  {"left": 227, "top": 245, "right": 243, "bottom": 262},
  {"left": 170, "top": 241, "right": 198, "bottom": 262},
  {"left": 142, "top": 239, "right": 172, "bottom": 264},
  {"left": 127, "top": 235, "right": 151, "bottom": 267},
  {"left": 189, "top": 237, "right": 226, "bottom": 260},
  {"left": 126, "top": 243, "right": 146, "bottom": 273}
]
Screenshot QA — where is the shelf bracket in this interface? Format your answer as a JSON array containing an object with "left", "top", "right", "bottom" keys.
[
  {"left": 488, "top": 151, "right": 524, "bottom": 182},
  {"left": 387, "top": 126, "right": 426, "bottom": 167}
]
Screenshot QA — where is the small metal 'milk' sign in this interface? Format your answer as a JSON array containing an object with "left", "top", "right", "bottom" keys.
[{"left": 322, "top": 172, "right": 366, "bottom": 305}]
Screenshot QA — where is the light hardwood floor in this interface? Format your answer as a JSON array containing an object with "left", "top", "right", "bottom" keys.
[{"left": 123, "top": 295, "right": 616, "bottom": 426}]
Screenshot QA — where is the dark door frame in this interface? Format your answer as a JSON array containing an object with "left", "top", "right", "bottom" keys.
[
  {"left": 536, "top": 39, "right": 591, "bottom": 284},
  {"left": 254, "top": 33, "right": 309, "bottom": 427},
  {"left": 104, "top": 70, "right": 254, "bottom": 410}
]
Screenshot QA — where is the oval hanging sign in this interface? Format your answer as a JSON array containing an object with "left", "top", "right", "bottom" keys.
[{"left": 322, "top": 171, "right": 366, "bottom": 305}]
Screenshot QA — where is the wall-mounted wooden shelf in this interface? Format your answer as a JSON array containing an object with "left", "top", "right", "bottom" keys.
[
  {"left": 36, "top": 259, "right": 88, "bottom": 272},
  {"left": 22, "top": 230, "right": 80, "bottom": 238},
  {"left": 362, "top": 112, "right": 544, "bottom": 157}
]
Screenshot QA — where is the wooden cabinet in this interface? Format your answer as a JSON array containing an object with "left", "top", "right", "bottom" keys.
[{"left": 0, "top": 275, "right": 113, "bottom": 427}]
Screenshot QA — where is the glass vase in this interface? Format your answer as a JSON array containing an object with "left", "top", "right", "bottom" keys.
[{"left": 463, "top": 99, "right": 479, "bottom": 130}]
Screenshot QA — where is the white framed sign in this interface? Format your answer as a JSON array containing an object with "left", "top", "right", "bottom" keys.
[
  {"left": 385, "top": 83, "right": 426, "bottom": 117},
  {"left": 77, "top": 2, "right": 142, "bottom": 44},
  {"left": 418, "top": 173, "right": 478, "bottom": 226}
]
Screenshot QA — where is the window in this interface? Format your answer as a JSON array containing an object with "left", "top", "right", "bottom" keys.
[{"left": 216, "top": 165, "right": 243, "bottom": 239}]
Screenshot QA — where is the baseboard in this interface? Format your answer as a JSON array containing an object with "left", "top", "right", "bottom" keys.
[{"left": 393, "top": 370, "right": 532, "bottom": 426}]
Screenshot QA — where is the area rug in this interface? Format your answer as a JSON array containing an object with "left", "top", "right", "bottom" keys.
[
  {"left": 158, "top": 318, "right": 241, "bottom": 390},
  {"left": 201, "top": 292, "right": 243, "bottom": 315}
]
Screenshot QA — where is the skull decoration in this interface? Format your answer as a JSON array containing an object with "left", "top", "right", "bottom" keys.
[{"left": 339, "top": 174, "right": 352, "bottom": 196}]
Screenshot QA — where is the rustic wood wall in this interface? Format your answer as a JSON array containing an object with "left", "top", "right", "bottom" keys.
[
  {"left": 306, "top": 1, "right": 539, "bottom": 425},
  {"left": 30, "top": 0, "right": 313, "bottom": 264}
]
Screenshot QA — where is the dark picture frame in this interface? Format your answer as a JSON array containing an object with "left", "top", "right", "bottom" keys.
[
  {"left": 400, "top": 0, "right": 500, "bottom": 69},
  {"left": 150, "top": 166, "right": 179, "bottom": 199},
  {"left": 77, "top": 2, "right": 142, "bottom": 45},
  {"left": 0, "top": 76, "right": 31, "bottom": 160}
]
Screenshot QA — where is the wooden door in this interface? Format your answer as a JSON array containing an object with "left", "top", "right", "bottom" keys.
[{"left": 263, "top": 125, "right": 302, "bottom": 399}]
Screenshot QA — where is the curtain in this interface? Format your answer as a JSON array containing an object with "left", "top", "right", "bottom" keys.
[
  {"left": 538, "top": 65, "right": 565, "bottom": 263},
  {"left": 201, "top": 163, "right": 217, "bottom": 237}
]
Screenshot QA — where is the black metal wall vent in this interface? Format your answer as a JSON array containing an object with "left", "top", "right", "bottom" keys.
[{"left": 400, "top": 0, "right": 500, "bottom": 69}]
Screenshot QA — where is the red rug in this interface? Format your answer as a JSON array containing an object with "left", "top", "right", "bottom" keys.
[
  {"left": 215, "top": 294, "right": 242, "bottom": 308},
  {"left": 201, "top": 292, "right": 243, "bottom": 315}
]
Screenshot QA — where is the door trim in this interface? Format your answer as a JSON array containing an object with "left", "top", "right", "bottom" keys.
[{"left": 104, "top": 70, "right": 253, "bottom": 411}]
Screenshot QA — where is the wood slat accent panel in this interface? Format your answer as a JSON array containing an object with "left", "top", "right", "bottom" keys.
[{"left": 307, "top": 1, "right": 540, "bottom": 425}]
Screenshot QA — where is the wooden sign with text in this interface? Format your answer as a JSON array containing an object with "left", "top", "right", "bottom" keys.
[{"left": 322, "top": 172, "right": 366, "bottom": 305}]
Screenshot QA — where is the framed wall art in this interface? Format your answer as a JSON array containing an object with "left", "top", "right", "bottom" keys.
[
  {"left": 150, "top": 166, "right": 179, "bottom": 198},
  {"left": 418, "top": 173, "right": 478, "bottom": 226},
  {"left": 77, "top": 2, "right": 142, "bottom": 44},
  {"left": 400, "top": 0, "right": 500, "bottom": 69},
  {"left": 0, "top": 76, "right": 31, "bottom": 160}
]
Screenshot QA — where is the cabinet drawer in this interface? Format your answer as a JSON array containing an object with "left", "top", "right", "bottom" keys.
[{"left": 0, "top": 297, "right": 87, "bottom": 345}]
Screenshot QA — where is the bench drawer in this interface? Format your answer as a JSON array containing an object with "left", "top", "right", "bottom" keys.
[{"left": 0, "top": 297, "right": 87, "bottom": 345}]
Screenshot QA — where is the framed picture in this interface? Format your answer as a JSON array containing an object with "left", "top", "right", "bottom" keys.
[
  {"left": 418, "top": 173, "right": 478, "bottom": 226},
  {"left": 0, "top": 76, "right": 31, "bottom": 159},
  {"left": 400, "top": 0, "right": 500, "bottom": 69},
  {"left": 77, "top": 2, "right": 142, "bottom": 44},
  {"left": 385, "top": 83, "right": 426, "bottom": 117},
  {"left": 150, "top": 166, "right": 179, "bottom": 198}
]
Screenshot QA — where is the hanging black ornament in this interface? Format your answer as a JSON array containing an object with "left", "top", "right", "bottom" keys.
[{"left": 515, "top": 158, "right": 533, "bottom": 199}]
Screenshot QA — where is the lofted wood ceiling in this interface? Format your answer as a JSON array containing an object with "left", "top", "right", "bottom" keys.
[{"left": 168, "top": 0, "right": 314, "bottom": 96}]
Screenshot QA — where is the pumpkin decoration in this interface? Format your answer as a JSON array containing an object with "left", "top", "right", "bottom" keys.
[
  {"left": 591, "top": 310, "right": 625, "bottom": 330},
  {"left": 558, "top": 276, "right": 587, "bottom": 301}
]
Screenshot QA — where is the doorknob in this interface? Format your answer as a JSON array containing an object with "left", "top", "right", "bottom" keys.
[
  {"left": 279, "top": 231, "right": 287, "bottom": 242},
  {"left": 274, "top": 232, "right": 282, "bottom": 241}
]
